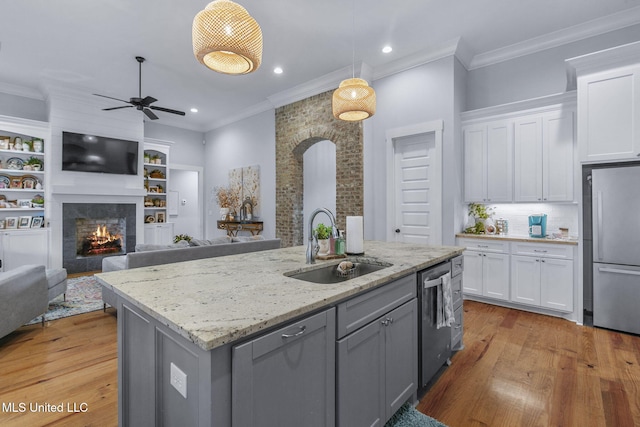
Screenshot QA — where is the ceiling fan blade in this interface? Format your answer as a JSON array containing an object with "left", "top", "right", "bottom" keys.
[
  {"left": 149, "top": 105, "right": 186, "bottom": 116},
  {"left": 141, "top": 96, "right": 157, "bottom": 106},
  {"left": 93, "top": 93, "right": 130, "bottom": 104},
  {"left": 103, "top": 105, "right": 134, "bottom": 111},
  {"left": 143, "top": 108, "right": 159, "bottom": 120}
]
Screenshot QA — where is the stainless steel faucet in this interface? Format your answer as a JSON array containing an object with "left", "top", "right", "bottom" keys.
[{"left": 306, "top": 208, "right": 340, "bottom": 264}]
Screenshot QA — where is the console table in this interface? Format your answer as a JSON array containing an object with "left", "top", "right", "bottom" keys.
[{"left": 217, "top": 220, "right": 263, "bottom": 237}]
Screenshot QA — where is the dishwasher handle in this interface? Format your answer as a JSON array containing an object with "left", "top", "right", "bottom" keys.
[{"left": 423, "top": 277, "right": 443, "bottom": 289}]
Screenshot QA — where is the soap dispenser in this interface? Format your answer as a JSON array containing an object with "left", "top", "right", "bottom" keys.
[{"left": 335, "top": 230, "right": 345, "bottom": 255}]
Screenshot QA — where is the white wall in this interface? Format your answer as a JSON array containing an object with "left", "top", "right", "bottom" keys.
[
  {"left": 204, "top": 109, "right": 276, "bottom": 239},
  {"left": 303, "top": 140, "right": 337, "bottom": 242},
  {"left": 367, "top": 56, "right": 462, "bottom": 245},
  {"left": 0, "top": 93, "right": 47, "bottom": 122},
  {"left": 169, "top": 169, "right": 202, "bottom": 239},
  {"left": 466, "top": 24, "right": 640, "bottom": 110},
  {"left": 483, "top": 203, "right": 579, "bottom": 239},
  {"left": 144, "top": 122, "right": 206, "bottom": 166}
]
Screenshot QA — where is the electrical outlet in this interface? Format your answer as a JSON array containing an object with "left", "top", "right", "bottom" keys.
[{"left": 170, "top": 362, "right": 187, "bottom": 399}]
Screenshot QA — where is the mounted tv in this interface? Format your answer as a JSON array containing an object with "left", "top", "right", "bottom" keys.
[{"left": 62, "top": 131, "right": 138, "bottom": 175}]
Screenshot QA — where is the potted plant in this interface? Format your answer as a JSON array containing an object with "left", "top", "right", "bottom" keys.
[
  {"left": 314, "top": 223, "right": 332, "bottom": 255},
  {"left": 26, "top": 156, "right": 43, "bottom": 171},
  {"left": 31, "top": 194, "right": 44, "bottom": 208},
  {"left": 144, "top": 152, "right": 150, "bottom": 163},
  {"left": 465, "top": 203, "right": 494, "bottom": 234},
  {"left": 174, "top": 234, "right": 192, "bottom": 244},
  {"left": 215, "top": 185, "right": 240, "bottom": 219}
]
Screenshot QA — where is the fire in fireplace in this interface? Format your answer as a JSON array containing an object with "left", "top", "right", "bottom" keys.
[{"left": 76, "top": 218, "right": 126, "bottom": 257}]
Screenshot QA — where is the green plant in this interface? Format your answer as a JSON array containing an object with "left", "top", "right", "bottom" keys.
[
  {"left": 468, "top": 203, "right": 493, "bottom": 220},
  {"left": 174, "top": 234, "right": 192, "bottom": 243},
  {"left": 26, "top": 156, "right": 43, "bottom": 166},
  {"left": 31, "top": 194, "right": 44, "bottom": 205},
  {"left": 314, "top": 223, "right": 332, "bottom": 240}
]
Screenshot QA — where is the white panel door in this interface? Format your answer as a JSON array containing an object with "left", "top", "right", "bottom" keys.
[{"left": 393, "top": 133, "right": 439, "bottom": 245}]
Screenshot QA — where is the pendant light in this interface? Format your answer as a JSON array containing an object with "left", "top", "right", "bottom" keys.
[
  {"left": 332, "top": 0, "right": 376, "bottom": 121},
  {"left": 192, "top": 0, "right": 263, "bottom": 75}
]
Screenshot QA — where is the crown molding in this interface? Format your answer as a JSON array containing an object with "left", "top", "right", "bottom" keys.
[
  {"left": 460, "top": 91, "right": 576, "bottom": 123},
  {"left": 0, "top": 82, "right": 44, "bottom": 100},
  {"left": 469, "top": 6, "right": 640, "bottom": 70}
]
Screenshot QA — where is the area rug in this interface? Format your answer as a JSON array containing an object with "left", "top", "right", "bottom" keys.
[
  {"left": 385, "top": 403, "right": 448, "bottom": 427},
  {"left": 26, "top": 275, "right": 104, "bottom": 325}
]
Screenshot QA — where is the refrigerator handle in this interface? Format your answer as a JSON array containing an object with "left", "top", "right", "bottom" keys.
[
  {"left": 598, "top": 267, "right": 640, "bottom": 276},
  {"left": 596, "top": 190, "right": 603, "bottom": 261}
]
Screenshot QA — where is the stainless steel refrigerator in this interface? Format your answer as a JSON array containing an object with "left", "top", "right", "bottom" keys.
[{"left": 592, "top": 165, "right": 640, "bottom": 335}]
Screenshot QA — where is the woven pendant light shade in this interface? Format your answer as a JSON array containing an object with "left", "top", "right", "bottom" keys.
[
  {"left": 332, "top": 78, "right": 376, "bottom": 121},
  {"left": 192, "top": 0, "right": 263, "bottom": 75}
]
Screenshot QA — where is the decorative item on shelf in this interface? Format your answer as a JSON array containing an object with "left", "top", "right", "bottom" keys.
[
  {"left": 25, "top": 156, "right": 43, "bottom": 171},
  {"left": 21, "top": 175, "right": 37, "bottom": 189},
  {"left": 315, "top": 223, "right": 332, "bottom": 256},
  {"left": 10, "top": 177, "right": 22, "bottom": 189},
  {"left": 5, "top": 216, "right": 17, "bottom": 229},
  {"left": 192, "top": 0, "right": 263, "bottom": 75},
  {"left": 18, "top": 216, "right": 31, "bottom": 228},
  {"left": 149, "top": 169, "right": 165, "bottom": 179},
  {"left": 144, "top": 153, "right": 151, "bottom": 163},
  {"left": 150, "top": 154, "right": 162, "bottom": 165},
  {"left": 30, "top": 194, "right": 44, "bottom": 208},
  {"left": 157, "top": 184, "right": 164, "bottom": 193},
  {"left": 6, "top": 157, "right": 24, "bottom": 170},
  {"left": 0, "top": 175, "right": 8, "bottom": 189},
  {"left": 0, "top": 137, "right": 9, "bottom": 150},
  {"left": 22, "top": 140, "right": 32, "bottom": 152},
  {"left": 144, "top": 215, "right": 156, "bottom": 223},
  {"left": 155, "top": 212, "right": 166, "bottom": 223},
  {"left": 174, "top": 234, "right": 192, "bottom": 244},
  {"left": 0, "top": 219, "right": 5, "bottom": 229},
  {"left": 17, "top": 199, "right": 31, "bottom": 208},
  {"left": 32, "top": 138, "right": 43, "bottom": 153},
  {"left": 331, "top": 0, "right": 376, "bottom": 121},
  {"left": 144, "top": 197, "right": 154, "bottom": 207},
  {"left": 219, "top": 207, "right": 229, "bottom": 220},
  {"left": 35, "top": 180, "right": 42, "bottom": 190},
  {"left": 215, "top": 185, "right": 240, "bottom": 216},
  {"left": 12, "top": 137, "right": 22, "bottom": 151},
  {"left": 30, "top": 216, "right": 44, "bottom": 228}
]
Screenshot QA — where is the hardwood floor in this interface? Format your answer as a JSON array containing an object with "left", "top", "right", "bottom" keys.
[{"left": 1, "top": 300, "right": 638, "bottom": 426}]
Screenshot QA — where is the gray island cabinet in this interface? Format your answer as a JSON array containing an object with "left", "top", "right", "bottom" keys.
[{"left": 96, "top": 241, "right": 463, "bottom": 427}]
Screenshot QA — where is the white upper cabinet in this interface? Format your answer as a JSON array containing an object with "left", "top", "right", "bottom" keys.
[
  {"left": 514, "top": 110, "right": 575, "bottom": 202},
  {"left": 567, "top": 41, "right": 640, "bottom": 163},
  {"left": 578, "top": 66, "right": 640, "bottom": 162},
  {"left": 463, "top": 120, "right": 513, "bottom": 203}
]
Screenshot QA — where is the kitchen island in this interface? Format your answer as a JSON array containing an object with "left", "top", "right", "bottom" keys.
[{"left": 97, "top": 241, "right": 464, "bottom": 427}]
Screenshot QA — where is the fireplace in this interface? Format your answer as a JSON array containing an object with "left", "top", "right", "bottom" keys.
[
  {"left": 63, "top": 203, "right": 136, "bottom": 273},
  {"left": 76, "top": 219, "right": 125, "bottom": 257}
]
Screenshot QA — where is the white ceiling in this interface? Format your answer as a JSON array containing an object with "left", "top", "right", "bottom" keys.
[{"left": 1, "top": 1, "right": 640, "bottom": 132}]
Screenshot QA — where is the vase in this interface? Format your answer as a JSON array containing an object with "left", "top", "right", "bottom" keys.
[
  {"left": 318, "top": 239, "right": 330, "bottom": 256},
  {"left": 33, "top": 140, "right": 43, "bottom": 153},
  {"left": 220, "top": 208, "right": 229, "bottom": 220}
]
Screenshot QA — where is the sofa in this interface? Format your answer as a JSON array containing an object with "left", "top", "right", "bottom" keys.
[
  {"left": 0, "top": 265, "right": 68, "bottom": 340},
  {"left": 100, "top": 236, "right": 281, "bottom": 309}
]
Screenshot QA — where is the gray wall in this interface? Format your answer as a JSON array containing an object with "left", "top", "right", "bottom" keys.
[
  {"left": 466, "top": 24, "right": 640, "bottom": 110},
  {"left": 204, "top": 109, "right": 276, "bottom": 239},
  {"left": 144, "top": 122, "right": 206, "bottom": 166},
  {"left": 0, "top": 93, "right": 47, "bottom": 121}
]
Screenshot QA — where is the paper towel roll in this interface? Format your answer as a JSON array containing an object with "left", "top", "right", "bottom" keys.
[{"left": 346, "top": 216, "right": 364, "bottom": 254}]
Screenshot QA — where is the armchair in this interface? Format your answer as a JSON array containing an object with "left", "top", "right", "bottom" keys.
[{"left": 0, "top": 265, "right": 48, "bottom": 340}]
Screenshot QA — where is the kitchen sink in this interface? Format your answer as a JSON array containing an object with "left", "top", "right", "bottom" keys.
[{"left": 285, "top": 259, "right": 392, "bottom": 284}]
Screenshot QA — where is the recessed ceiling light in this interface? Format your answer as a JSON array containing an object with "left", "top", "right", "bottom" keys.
[
  {"left": 190, "top": 108, "right": 198, "bottom": 113},
  {"left": 274, "top": 67, "right": 283, "bottom": 74},
  {"left": 382, "top": 46, "right": 393, "bottom": 54}
]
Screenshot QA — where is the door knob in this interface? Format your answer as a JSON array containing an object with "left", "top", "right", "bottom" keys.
[{"left": 395, "top": 229, "right": 400, "bottom": 233}]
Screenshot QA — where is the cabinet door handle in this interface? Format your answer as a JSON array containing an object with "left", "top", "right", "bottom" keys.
[
  {"left": 477, "top": 245, "right": 489, "bottom": 248},
  {"left": 533, "top": 249, "right": 547, "bottom": 253},
  {"left": 282, "top": 325, "right": 306, "bottom": 339},
  {"left": 387, "top": 317, "right": 393, "bottom": 324},
  {"left": 381, "top": 319, "right": 389, "bottom": 326}
]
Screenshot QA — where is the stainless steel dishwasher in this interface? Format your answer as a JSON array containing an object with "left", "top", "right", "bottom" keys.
[{"left": 418, "top": 256, "right": 463, "bottom": 390}]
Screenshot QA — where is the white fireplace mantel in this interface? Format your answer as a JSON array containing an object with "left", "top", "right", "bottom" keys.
[{"left": 51, "top": 185, "right": 146, "bottom": 197}]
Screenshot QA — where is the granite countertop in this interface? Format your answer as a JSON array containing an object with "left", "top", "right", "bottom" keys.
[
  {"left": 456, "top": 232, "right": 578, "bottom": 246},
  {"left": 96, "top": 240, "right": 464, "bottom": 351}
]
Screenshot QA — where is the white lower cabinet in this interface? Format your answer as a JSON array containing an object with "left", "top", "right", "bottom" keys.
[
  {"left": 143, "top": 222, "right": 174, "bottom": 245},
  {"left": 460, "top": 239, "right": 510, "bottom": 301},
  {"left": 510, "top": 242, "right": 574, "bottom": 312},
  {"left": 0, "top": 229, "right": 49, "bottom": 271}
]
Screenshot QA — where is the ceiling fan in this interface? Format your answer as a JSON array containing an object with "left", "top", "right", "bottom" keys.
[{"left": 94, "top": 56, "right": 185, "bottom": 120}]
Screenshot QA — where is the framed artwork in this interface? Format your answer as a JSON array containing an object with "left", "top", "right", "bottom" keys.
[
  {"left": 148, "top": 186, "right": 159, "bottom": 193},
  {"left": 30, "top": 216, "right": 43, "bottom": 228},
  {"left": 6, "top": 217, "right": 18, "bottom": 229},
  {"left": 18, "top": 199, "right": 31, "bottom": 208},
  {"left": 10, "top": 177, "right": 22, "bottom": 189},
  {"left": 155, "top": 212, "right": 165, "bottom": 223},
  {"left": 18, "top": 216, "right": 31, "bottom": 228}
]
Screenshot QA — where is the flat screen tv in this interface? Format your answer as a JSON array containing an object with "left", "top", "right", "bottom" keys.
[{"left": 62, "top": 131, "right": 138, "bottom": 175}]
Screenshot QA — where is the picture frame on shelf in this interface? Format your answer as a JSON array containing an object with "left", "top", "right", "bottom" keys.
[
  {"left": 155, "top": 212, "right": 165, "bottom": 223},
  {"left": 18, "top": 199, "right": 31, "bottom": 208},
  {"left": 148, "top": 186, "right": 159, "bottom": 193},
  {"left": 6, "top": 217, "right": 18, "bottom": 229},
  {"left": 10, "top": 177, "right": 21, "bottom": 188},
  {"left": 0, "top": 219, "right": 5, "bottom": 229},
  {"left": 30, "top": 216, "right": 44, "bottom": 228},
  {"left": 18, "top": 216, "right": 31, "bottom": 228}
]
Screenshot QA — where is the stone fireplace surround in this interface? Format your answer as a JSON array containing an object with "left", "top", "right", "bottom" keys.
[{"left": 62, "top": 203, "right": 136, "bottom": 274}]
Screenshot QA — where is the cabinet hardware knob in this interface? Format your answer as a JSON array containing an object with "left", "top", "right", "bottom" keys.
[
  {"left": 282, "top": 325, "right": 306, "bottom": 339},
  {"left": 395, "top": 229, "right": 400, "bottom": 233}
]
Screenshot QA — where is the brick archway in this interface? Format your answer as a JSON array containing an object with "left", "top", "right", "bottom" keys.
[{"left": 275, "top": 90, "right": 363, "bottom": 247}]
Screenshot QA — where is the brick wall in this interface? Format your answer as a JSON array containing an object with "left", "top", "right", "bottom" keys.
[{"left": 275, "top": 90, "right": 363, "bottom": 247}]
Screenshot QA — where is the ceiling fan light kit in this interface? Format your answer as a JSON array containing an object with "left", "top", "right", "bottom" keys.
[
  {"left": 332, "top": 77, "right": 376, "bottom": 121},
  {"left": 192, "top": 0, "right": 263, "bottom": 75}
]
